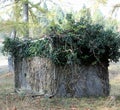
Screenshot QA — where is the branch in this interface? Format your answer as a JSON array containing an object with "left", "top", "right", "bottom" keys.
[{"left": 112, "top": 3, "right": 120, "bottom": 14}]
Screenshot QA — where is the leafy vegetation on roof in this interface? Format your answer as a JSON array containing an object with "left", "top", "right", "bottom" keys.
[{"left": 2, "top": 9, "right": 120, "bottom": 66}]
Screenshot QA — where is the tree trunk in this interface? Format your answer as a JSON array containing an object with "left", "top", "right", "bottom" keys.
[
  {"left": 23, "top": 1, "right": 29, "bottom": 38},
  {"left": 8, "top": 29, "right": 16, "bottom": 73},
  {"left": 14, "top": 57, "right": 109, "bottom": 97},
  {"left": 8, "top": 0, "right": 18, "bottom": 73}
]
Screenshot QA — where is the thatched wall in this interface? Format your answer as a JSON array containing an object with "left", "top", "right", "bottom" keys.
[{"left": 14, "top": 57, "right": 109, "bottom": 97}]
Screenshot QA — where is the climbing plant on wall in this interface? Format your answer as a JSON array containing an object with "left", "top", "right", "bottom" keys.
[{"left": 2, "top": 8, "right": 120, "bottom": 66}]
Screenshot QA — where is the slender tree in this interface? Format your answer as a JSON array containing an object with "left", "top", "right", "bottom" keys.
[{"left": 23, "top": 0, "right": 29, "bottom": 38}]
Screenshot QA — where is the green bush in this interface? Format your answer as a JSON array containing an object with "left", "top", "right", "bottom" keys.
[
  {"left": 2, "top": 37, "right": 51, "bottom": 59},
  {"left": 47, "top": 13, "right": 120, "bottom": 66},
  {"left": 2, "top": 13, "right": 120, "bottom": 66}
]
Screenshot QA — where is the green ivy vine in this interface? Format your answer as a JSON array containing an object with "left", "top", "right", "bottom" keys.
[{"left": 2, "top": 13, "right": 120, "bottom": 66}]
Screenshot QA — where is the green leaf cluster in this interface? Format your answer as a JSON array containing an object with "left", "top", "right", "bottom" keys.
[
  {"left": 2, "top": 37, "right": 51, "bottom": 59},
  {"left": 2, "top": 11, "right": 120, "bottom": 66},
  {"left": 47, "top": 13, "right": 120, "bottom": 66}
]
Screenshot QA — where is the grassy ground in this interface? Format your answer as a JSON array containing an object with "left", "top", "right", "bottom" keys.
[
  {"left": 0, "top": 65, "right": 120, "bottom": 110},
  {"left": 108, "top": 62, "right": 120, "bottom": 97}
]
